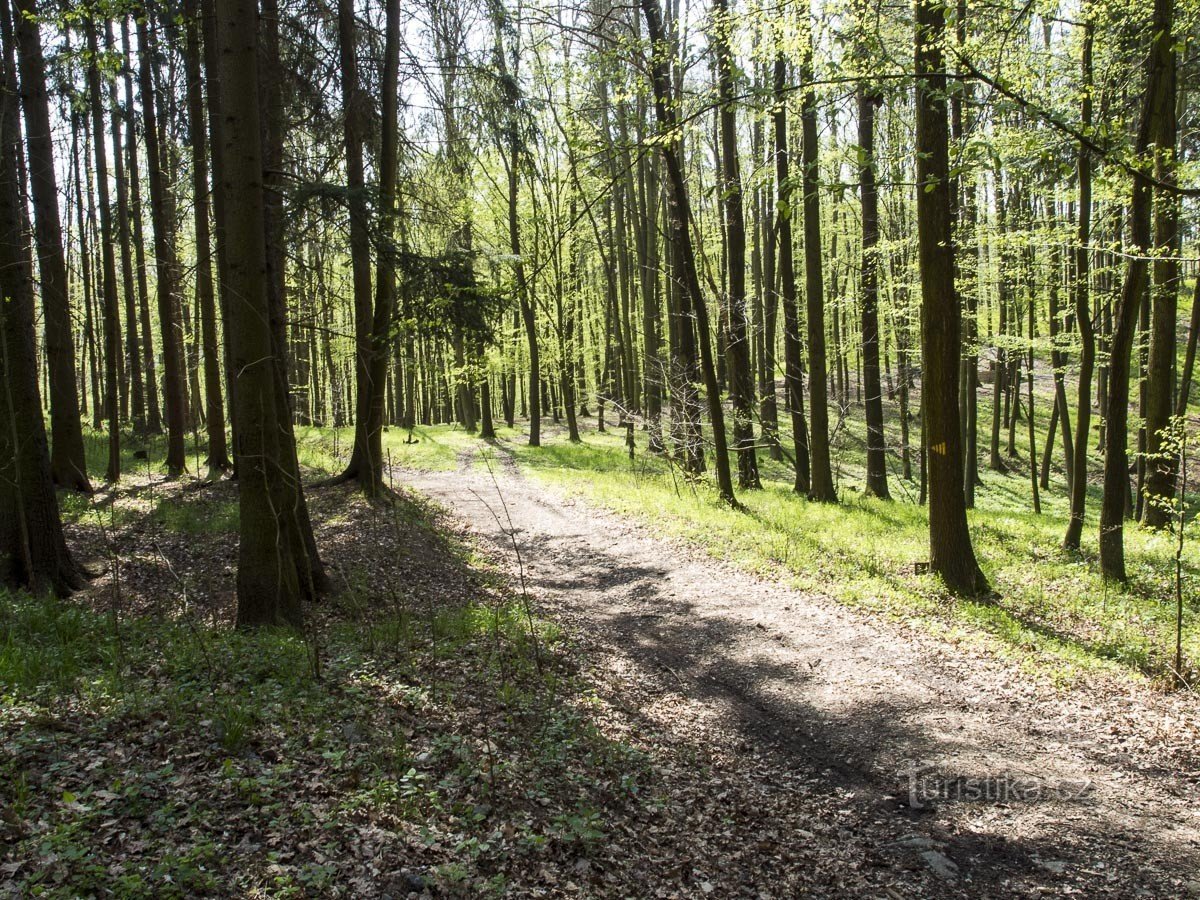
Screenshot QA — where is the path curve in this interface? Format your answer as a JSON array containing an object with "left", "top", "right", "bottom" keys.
[{"left": 403, "top": 445, "right": 1199, "bottom": 897}]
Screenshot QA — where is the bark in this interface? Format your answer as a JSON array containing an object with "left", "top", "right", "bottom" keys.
[
  {"left": 137, "top": 17, "right": 189, "bottom": 476},
  {"left": 1141, "top": 25, "right": 1179, "bottom": 530},
  {"left": 642, "top": 0, "right": 735, "bottom": 505},
  {"left": 1064, "top": 18, "right": 1094, "bottom": 552},
  {"left": 858, "top": 87, "right": 889, "bottom": 500},
  {"left": 0, "top": 19, "right": 84, "bottom": 595},
  {"left": 123, "top": 18, "right": 162, "bottom": 435},
  {"left": 774, "top": 54, "right": 810, "bottom": 495},
  {"left": 11, "top": 0, "right": 90, "bottom": 491},
  {"left": 335, "top": 0, "right": 380, "bottom": 486},
  {"left": 184, "top": 0, "right": 230, "bottom": 472},
  {"left": 915, "top": 0, "right": 987, "bottom": 596},
  {"left": 800, "top": 26, "right": 835, "bottom": 502},
  {"left": 1100, "top": 0, "right": 1173, "bottom": 580},
  {"left": 85, "top": 19, "right": 122, "bottom": 482},
  {"left": 712, "top": 0, "right": 759, "bottom": 489},
  {"left": 215, "top": 0, "right": 315, "bottom": 627}
]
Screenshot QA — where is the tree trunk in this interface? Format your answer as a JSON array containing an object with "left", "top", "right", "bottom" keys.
[
  {"left": 712, "top": 0, "right": 759, "bottom": 489},
  {"left": 183, "top": 0, "right": 229, "bottom": 472},
  {"left": 0, "top": 19, "right": 85, "bottom": 595},
  {"left": 1100, "top": 0, "right": 1173, "bottom": 580},
  {"left": 1064, "top": 18, "right": 1094, "bottom": 552},
  {"left": 915, "top": 0, "right": 987, "bottom": 596},
  {"left": 137, "top": 17, "right": 189, "bottom": 476},
  {"left": 642, "top": 0, "right": 735, "bottom": 505},
  {"left": 858, "top": 87, "right": 890, "bottom": 500},
  {"left": 12, "top": 0, "right": 91, "bottom": 491},
  {"left": 774, "top": 54, "right": 810, "bottom": 495},
  {"left": 800, "top": 26, "right": 835, "bottom": 502},
  {"left": 215, "top": 0, "right": 318, "bottom": 627},
  {"left": 85, "top": 18, "right": 122, "bottom": 483}
]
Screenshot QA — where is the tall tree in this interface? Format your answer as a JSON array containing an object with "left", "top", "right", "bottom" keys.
[
  {"left": 84, "top": 17, "right": 121, "bottom": 482},
  {"left": 1099, "top": 0, "right": 1174, "bottom": 580},
  {"left": 641, "top": 0, "right": 735, "bottom": 505},
  {"left": 214, "top": 0, "right": 318, "bottom": 626},
  {"left": 184, "top": 0, "right": 229, "bottom": 472},
  {"left": 774, "top": 51, "right": 811, "bottom": 495},
  {"left": 712, "top": 0, "right": 759, "bottom": 489},
  {"left": 800, "top": 18, "right": 835, "bottom": 502},
  {"left": 858, "top": 86, "right": 889, "bottom": 500},
  {"left": 137, "top": 16, "right": 189, "bottom": 476},
  {"left": 1064, "top": 16, "right": 1094, "bottom": 552},
  {"left": 1140, "top": 10, "right": 1179, "bottom": 531},
  {"left": 914, "top": 0, "right": 987, "bottom": 595},
  {"left": 11, "top": 0, "right": 90, "bottom": 491},
  {"left": 0, "top": 16, "right": 84, "bottom": 595}
]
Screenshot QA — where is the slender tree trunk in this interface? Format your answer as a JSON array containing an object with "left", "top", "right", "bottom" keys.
[
  {"left": 1100, "top": 0, "right": 1173, "bottom": 580},
  {"left": 184, "top": 0, "right": 229, "bottom": 472},
  {"left": 335, "top": 0, "right": 380, "bottom": 488},
  {"left": 775, "top": 54, "right": 810, "bottom": 494},
  {"left": 137, "top": 17, "right": 188, "bottom": 476},
  {"left": 12, "top": 0, "right": 90, "bottom": 491},
  {"left": 858, "top": 87, "right": 890, "bottom": 500},
  {"left": 85, "top": 18, "right": 122, "bottom": 482},
  {"left": 1142, "top": 33, "right": 1180, "bottom": 529},
  {"left": 801, "top": 25, "right": 835, "bottom": 502},
  {"left": 216, "top": 0, "right": 319, "bottom": 626},
  {"left": 713, "top": 0, "right": 759, "bottom": 489},
  {"left": 0, "top": 29, "right": 85, "bottom": 595},
  {"left": 915, "top": 0, "right": 987, "bottom": 596},
  {"left": 1064, "top": 17, "right": 1095, "bottom": 551},
  {"left": 642, "top": 0, "right": 735, "bottom": 505},
  {"left": 123, "top": 18, "right": 161, "bottom": 436}
]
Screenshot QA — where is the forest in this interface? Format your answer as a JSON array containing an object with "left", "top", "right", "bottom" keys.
[{"left": 1, "top": 0, "right": 1199, "bottom": 894}]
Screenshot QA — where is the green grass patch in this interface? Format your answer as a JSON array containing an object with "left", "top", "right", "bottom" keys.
[{"left": 383, "top": 414, "right": 1198, "bottom": 686}]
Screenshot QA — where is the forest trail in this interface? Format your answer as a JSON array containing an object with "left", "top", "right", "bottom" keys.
[{"left": 402, "top": 442, "right": 1200, "bottom": 897}]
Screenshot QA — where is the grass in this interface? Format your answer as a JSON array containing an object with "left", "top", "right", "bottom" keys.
[
  {"left": 382, "top": 399, "right": 1198, "bottom": 687},
  {"left": 0, "top": 520, "right": 633, "bottom": 896}
]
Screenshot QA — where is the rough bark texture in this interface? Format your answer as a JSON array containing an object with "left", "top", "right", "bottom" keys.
[
  {"left": 800, "top": 30, "right": 835, "bottom": 502},
  {"left": 184, "top": 0, "right": 230, "bottom": 472},
  {"left": 858, "top": 88, "right": 889, "bottom": 500},
  {"left": 642, "top": 0, "right": 735, "bottom": 505},
  {"left": 215, "top": 0, "right": 313, "bottom": 627},
  {"left": 0, "top": 27, "right": 84, "bottom": 595},
  {"left": 1064, "top": 20, "right": 1094, "bottom": 552},
  {"left": 774, "top": 54, "right": 810, "bottom": 495},
  {"left": 85, "top": 19, "right": 123, "bottom": 483},
  {"left": 12, "top": 0, "right": 90, "bottom": 492},
  {"left": 1099, "top": 0, "right": 1173, "bottom": 580},
  {"left": 712, "top": 0, "right": 759, "bottom": 489},
  {"left": 137, "top": 18, "right": 189, "bottom": 476},
  {"left": 914, "top": 0, "right": 987, "bottom": 596}
]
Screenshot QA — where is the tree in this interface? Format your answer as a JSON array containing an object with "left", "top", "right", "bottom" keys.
[
  {"left": 183, "top": 0, "right": 229, "bottom": 473},
  {"left": 774, "top": 51, "right": 811, "bottom": 495},
  {"left": 12, "top": 0, "right": 90, "bottom": 492},
  {"left": 214, "top": 0, "right": 318, "bottom": 626},
  {"left": 641, "top": 0, "right": 735, "bottom": 505},
  {"left": 711, "top": 0, "right": 759, "bottom": 489},
  {"left": 137, "top": 16, "right": 189, "bottom": 477},
  {"left": 800, "top": 18, "right": 835, "bottom": 502},
  {"left": 858, "top": 86, "right": 889, "bottom": 500},
  {"left": 1099, "top": 0, "right": 1174, "bottom": 580},
  {"left": 0, "top": 15, "right": 84, "bottom": 595},
  {"left": 914, "top": 0, "right": 987, "bottom": 596},
  {"left": 1063, "top": 16, "right": 1094, "bottom": 552},
  {"left": 84, "top": 17, "right": 121, "bottom": 482}
]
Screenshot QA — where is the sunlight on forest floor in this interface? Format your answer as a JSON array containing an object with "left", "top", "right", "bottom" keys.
[{"left": 365, "top": 415, "right": 1198, "bottom": 689}]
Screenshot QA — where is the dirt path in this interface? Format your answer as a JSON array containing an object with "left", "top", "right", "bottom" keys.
[{"left": 403, "top": 445, "right": 1200, "bottom": 897}]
